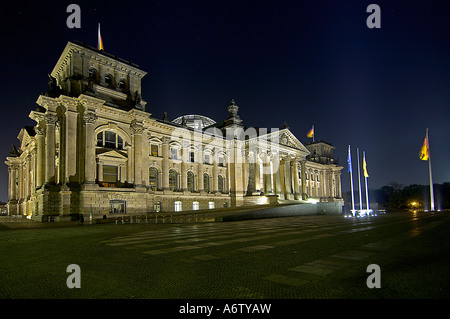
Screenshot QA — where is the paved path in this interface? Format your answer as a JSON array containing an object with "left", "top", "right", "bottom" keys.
[
  {"left": 1, "top": 211, "right": 449, "bottom": 299},
  {"left": 97, "top": 211, "right": 450, "bottom": 298}
]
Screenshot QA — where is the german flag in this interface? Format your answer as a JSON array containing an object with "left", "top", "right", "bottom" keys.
[
  {"left": 306, "top": 126, "right": 314, "bottom": 138},
  {"left": 419, "top": 131, "right": 429, "bottom": 161},
  {"left": 98, "top": 23, "right": 104, "bottom": 51}
]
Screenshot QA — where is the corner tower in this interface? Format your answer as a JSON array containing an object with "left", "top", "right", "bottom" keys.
[{"left": 50, "top": 41, "right": 147, "bottom": 111}]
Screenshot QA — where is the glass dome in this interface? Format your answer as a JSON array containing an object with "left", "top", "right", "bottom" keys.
[{"left": 172, "top": 114, "right": 216, "bottom": 130}]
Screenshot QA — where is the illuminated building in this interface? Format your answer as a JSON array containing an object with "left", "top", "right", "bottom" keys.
[{"left": 5, "top": 41, "right": 343, "bottom": 220}]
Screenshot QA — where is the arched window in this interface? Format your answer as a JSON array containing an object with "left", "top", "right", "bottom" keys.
[
  {"left": 105, "top": 73, "right": 113, "bottom": 86},
  {"left": 218, "top": 175, "right": 224, "bottom": 193},
  {"left": 187, "top": 171, "right": 195, "bottom": 191},
  {"left": 169, "top": 169, "right": 178, "bottom": 190},
  {"left": 149, "top": 167, "right": 158, "bottom": 191},
  {"left": 118, "top": 78, "right": 126, "bottom": 90},
  {"left": 88, "top": 67, "right": 97, "bottom": 80},
  {"left": 203, "top": 173, "right": 210, "bottom": 193},
  {"left": 97, "top": 131, "right": 123, "bottom": 150}
]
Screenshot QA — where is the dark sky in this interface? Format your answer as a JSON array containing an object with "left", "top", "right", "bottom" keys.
[{"left": 1, "top": 0, "right": 449, "bottom": 202}]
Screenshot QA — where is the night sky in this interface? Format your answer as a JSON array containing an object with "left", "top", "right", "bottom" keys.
[{"left": 1, "top": 0, "right": 449, "bottom": 203}]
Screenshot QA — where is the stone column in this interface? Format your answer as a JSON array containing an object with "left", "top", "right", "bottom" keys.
[
  {"left": 97, "top": 162, "right": 103, "bottom": 182},
  {"left": 246, "top": 151, "right": 256, "bottom": 194},
  {"left": 24, "top": 156, "right": 30, "bottom": 199},
  {"left": 301, "top": 160, "right": 306, "bottom": 200},
  {"left": 127, "top": 145, "right": 133, "bottom": 183},
  {"left": 161, "top": 137, "right": 170, "bottom": 190},
  {"left": 45, "top": 114, "right": 58, "bottom": 183},
  {"left": 197, "top": 161, "right": 204, "bottom": 191},
  {"left": 272, "top": 153, "right": 282, "bottom": 199},
  {"left": 263, "top": 153, "right": 273, "bottom": 194},
  {"left": 229, "top": 140, "right": 245, "bottom": 207},
  {"left": 35, "top": 127, "right": 45, "bottom": 189},
  {"left": 64, "top": 103, "right": 78, "bottom": 184},
  {"left": 180, "top": 143, "right": 188, "bottom": 191},
  {"left": 83, "top": 112, "right": 97, "bottom": 184},
  {"left": 9, "top": 165, "right": 17, "bottom": 200},
  {"left": 131, "top": 121, "right": 144, "bottom": 187},
  {"left": 283, "top": 157, "right": 292, "bottom": 199},
  {"left": 119, "top": 164, "right": 126, "bottom": 183},
  {"left": 292, "top": 158, "right": 300, "bottom": 199},
  {"left": 254, "top": 153, "right": 261, "bottom": 192},
  {"left": 212, "top": 150, "right": 219, "bottom": 193}
]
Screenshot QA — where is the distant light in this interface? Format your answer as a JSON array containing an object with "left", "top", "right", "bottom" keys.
[{"left": 307, "top": 198, "right": 318, "bottom": 204}]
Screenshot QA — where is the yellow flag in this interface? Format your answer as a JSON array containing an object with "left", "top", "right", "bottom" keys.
[
  {"left": 419, "top": 135, "right": 429, "bottom": 161},
  {"left": 363, "top": 153, "right": 369, "bottom": 178}
]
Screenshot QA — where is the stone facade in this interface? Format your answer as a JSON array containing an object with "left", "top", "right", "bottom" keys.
[{"left": 4, "top": 41, "right": 343, "bottom": 221}]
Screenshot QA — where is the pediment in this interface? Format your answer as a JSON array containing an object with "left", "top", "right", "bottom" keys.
[
  {"left": 97, "top": 149, "right": 128, "bottom": 160},
  {"left": 276, "top": 129, "right": 310, "bottom": 154}
]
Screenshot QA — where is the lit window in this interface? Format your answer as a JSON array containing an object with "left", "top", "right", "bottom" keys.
[
  {"left": 218, "top": 175, "right": 224, "bottom": 193},
  {"left": 174, "top": 201, "right": 182, "bottom": 212},
  {"left": 187, "top": 171, "right": 195, "bottom": 191},
  {"left": 203, "top": 173, "right": 210, "bottom": 192},
  {"left": 151, "top": 144, "right": 158, "bottom": 157},
  {"left": 97, "top": 131, "right": 123, "bottom": 150},
  {"left": 169, "top": 169, "right": 178, "bottom": 190},
  {"left": 105, "top": 131, "right": 116, "bottom": 149},
  {"left": 208, "top": 202, "right": 215, "bottom": 209},
  {"left": 192, "top": 202, "right": 199, "bottom": 210},
  {"left": 149, "top": 167, "right": 158, "bottom": 190},
  {"left": 109, "top": 200, "right": 126, "bottom": 214},
  {"left": 103, "top": 165, "right": 118, "bottom": 183}
]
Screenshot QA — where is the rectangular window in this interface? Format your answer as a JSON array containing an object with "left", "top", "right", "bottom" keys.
[
  {"left": 204, "top": 154, "right": 210, "bottom": 164},
  {"left": 208, "top": 202, "right": 215, "bottom": 209},
  {"left": 97, "top": 132, "right": 103, "bottom": 147},
  {"left": 192, "top": 202, "right": 199, "bottom": 211},
  {"left": 218, "top": 156, "right": 224, "bottom": 167},
  {"left": 109, "top": 200, "right": 126, "bottom": 214},
  {"left": 171, "top": 148, "right": 178, "bottom": 160},
  {"left": 117, "top": 135, "right": 123, "bottom": 150},
  {"left": 174, "top": 201, "right": 182, "bottom": 212},
  {"left": 103, "top": 165, "right": 118, "bottom": 183},
  {"left": 190, "top": 151, "right": 195, "bottom": 163},
  {"left": 105, "top": 131, "right": 116, "bottom": 149},
  {"left": 151, "top": 144, "right": 158, "bottom": 157}
]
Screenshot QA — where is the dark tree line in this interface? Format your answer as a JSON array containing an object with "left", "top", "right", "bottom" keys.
[{"left": 343, "top": 182, "right": 450, "bottom": 210}]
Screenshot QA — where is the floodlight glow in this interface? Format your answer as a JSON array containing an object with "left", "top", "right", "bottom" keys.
[{"left": 307, "top": 198, "right": 318, "bottom": 204}]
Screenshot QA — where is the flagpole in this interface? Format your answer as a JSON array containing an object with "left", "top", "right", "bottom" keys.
[
  {"left": 364, "top": 151, "right": 370, "bottom": 210},
  {"left": 357, "top": 148, "right": 363, "bottom": 211},
  {"left": 312, "top": 125, "right": 315, "bottom": 142},
  {"left": 427, "top": 128, "right": 435, "bottom": 211},
  {"left": 348, "top": 146, "right": 355, "bottom": 213}
]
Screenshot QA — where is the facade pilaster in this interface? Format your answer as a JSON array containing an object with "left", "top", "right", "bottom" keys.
[
  {"left": 161, "top": 137, "right": 170, "bottom": 190},
  {"left": 131, "top": 121, "right": 144, "bottom": 187},
  {"left": 83, "top": 111, "right": 97, "bottom": 184},
  {"left": 35, "top": 127, "right": 45, "bottom": 189},
  {"left": 45, "top": 114, "right": 58, "bottom": 183}
]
